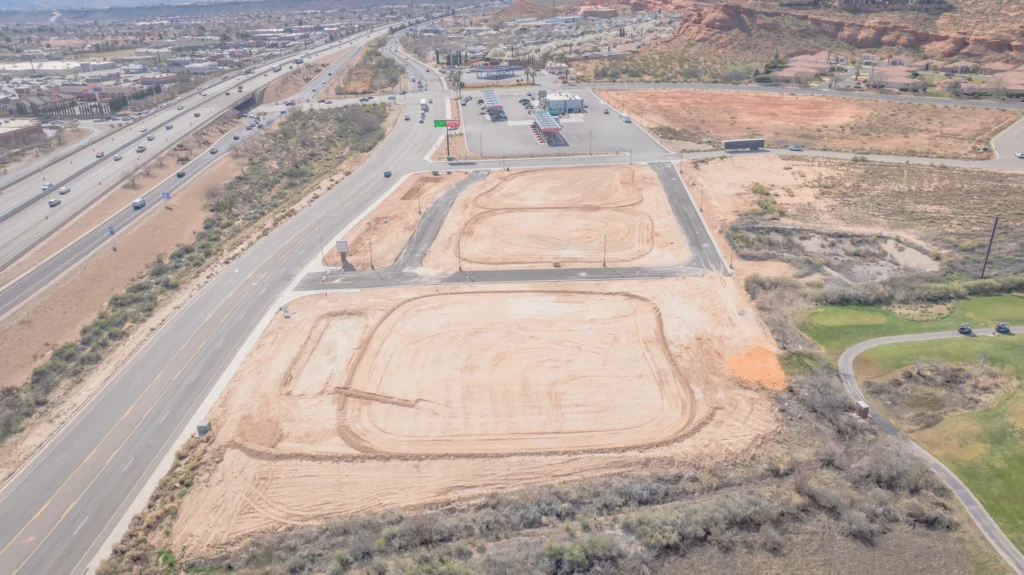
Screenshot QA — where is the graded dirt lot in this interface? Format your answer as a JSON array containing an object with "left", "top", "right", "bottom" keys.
[
  {"left": 173, "top": 276, "right": 783, "bottom": 551},
  {"left": 265, "top": 50, "right": 349, "bottom": 103},
  {"left": 323, "top": 171, "right": 468, "bottom": 269},
  {"left": 422, "top": 165, "right": 690, "bottom": 272},
  {"left": 598, "top": 89, "right": 1020, "bottom": 160}
]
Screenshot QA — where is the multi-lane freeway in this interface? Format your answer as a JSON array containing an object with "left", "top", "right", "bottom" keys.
[{"left": 0, "top": 27, "right": 387, "bottom": 273}]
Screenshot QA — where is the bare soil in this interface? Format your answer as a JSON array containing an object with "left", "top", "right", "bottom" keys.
[
  {"left": 265, "top": 50, "right": 348, "bottom": 103},
  {"left": 599, "top": 89, "right": 1020, "bottom": 160},
  {"left": 0, "top": 157, "right": 239, "bottom": 390},
  {"left": 173, "top": 276, "right": 783, "bottom": 552},
  {"left": 422, "top": 165, "right": 690, "bottom": 272},
  {"left": 323, "top": 172, "right": 468, "bottom": 269}
]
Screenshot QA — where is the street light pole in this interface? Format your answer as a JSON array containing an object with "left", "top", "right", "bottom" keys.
[{"left": 980, "top": 216, "right": 999, "bottom": 279}]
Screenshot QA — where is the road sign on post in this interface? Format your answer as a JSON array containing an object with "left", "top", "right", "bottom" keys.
[
  {"left": 336, "top": 240, "right": 348, "bottom": 254},
  {"left": 433, "top": 119, "right": 447, "bottom": 128},
  {"left": 162, "top": 191, "right": 170, "bottom": 200},
  {"left": 446, "top": 120, "right": 460, "bottom": 129}
]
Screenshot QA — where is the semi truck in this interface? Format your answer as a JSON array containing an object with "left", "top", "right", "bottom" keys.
[
  {"left": 722, "top": 138, "right": 765, "bottom": 151},
  {"left": 420, "top": 98, "right": 428, "bottom": 111}
]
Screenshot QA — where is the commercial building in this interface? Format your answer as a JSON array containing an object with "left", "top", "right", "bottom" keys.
[
  {"left": 0, "top": 61, "right": 85, "bottom": 78},
  {"left": 544, "top": 91, "right": 583, "bottom": 113}
]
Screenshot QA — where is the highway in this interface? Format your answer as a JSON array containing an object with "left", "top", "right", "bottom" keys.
[
  {"left": 0, "top": 27, "right": 387, "bottom": 273},
  {"left": 839, "top": 332, "right": 1024, "bottom": 574},
  {"left": 0, "top": 40, "right": 447, "bottom": 575}
]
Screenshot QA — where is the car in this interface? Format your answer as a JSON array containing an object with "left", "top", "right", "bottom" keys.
[
  {"left": 177, "top": 105, "right": 184, "bottom": 110},
  {"left": 136, "top": 145, "right": 147, "bottom": 153},
  {"left": 526, "top": 91, "right": 533, "bottom": 97},
  {"left": 996, "top": 322, "right": 1011, "bottom": 334},
  {"left": 132, "top": 198, "right": 146, "bottom": 209},
  {"left": 246, "top": 125, "right": 253, "bottom": 130},
  {"left": 200, "top": 92, "right": 207, "bottom": 96},
  {"left": 233, "top": 134, "right": 240, "bottom": 140},
  {"left": 140, "top": 126, "right": 148, "bottom": 132},
  {"left": 42, "top": 182, "right": 54, "bottom": 191},
  {"left": 194, "top": 112, "right": 201, "bottom": 118},
  {"left": 400, "top": 90, "right": 407, "bottom": 95},
  {"left": 1016, "top": 152, "right": 1024, "bottom": 159},
  {"left": 418, "top": 118, "right": 424, "bottom": 123},
  {"left": 318, "top": 99, "right": 326, "bottom": 103},
  {"left": 165, "top": 124, "right": 173, "bottom": 130},
  {"left": 789, "top": 145, "right": 804, "bottom": 152},
  {"left": 147, "top": 135, "right": 155, "bottom": 141},
  {"left": 322, "top": 80, "right": 326, "bottom": 84},
  {"left": 210, "top": 147, "right": 219, "bottom": 154},
  {"left": 113, "top": 154, "right": 123, "bottom": 161},
  {"left": 405, "top": 115, "right": 410, "bottom": 121},
  {"left": 428, "top": 98, "right": 433, "bottom": 103},
  {"left": 176, "top": 171, "right": 186, "bottom": 178},
  {"left": 225, "top": 92, "right": 231, "bottom": 96},
  {"left": 958, "top": 323, "right": 973, "bottom": 335},
  {"left": 387, "top": 95, "right": 396, "bottom": 100},
  {"left": 58, "top": 186, "right": 71, "bottom": 195},
  {"left": 383, "top": 170, "right": 392, "bottom": 178},
  {"left": 48, "top": 198, "right": 60, "bottom": 207},
  {"left": 325, "top": 100, "right": 333, "bottom": 104},
  {"left": 96, "top": 151, "right": 105, "bottom": 158},
  {"left": 603, "top": 108, "right": 610, "bottom": 114},
  {"left": 263, "top": 73, "right": 268, "bottom": 76}
]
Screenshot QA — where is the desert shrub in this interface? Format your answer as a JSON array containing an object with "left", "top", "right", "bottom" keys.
[{"left": 543, "top": 536, "right": 624, "bottom": 574}]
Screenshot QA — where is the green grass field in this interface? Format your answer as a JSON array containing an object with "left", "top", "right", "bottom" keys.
[
  {"left": 853, "top": 337, "right": 1024, "bottom": 554},
  {"left": 802, "top": 294, "right": 1024, "bottom": 358}
]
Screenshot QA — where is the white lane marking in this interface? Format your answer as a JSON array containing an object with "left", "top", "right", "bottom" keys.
[
  {"left": 216, "top": 339, "right": 223, "bottom": 349},
  {"left": 72, "top": 517, "right": 89, "bottom": 536},
  {"left": 260, "top": 287, "right": 267, "bottom": 294},
  {"left": 159, "top": 411, "right": 169, "bottom": 423},
  {"left": 123, "top": 458, "right": 133, "bottom": 472}
]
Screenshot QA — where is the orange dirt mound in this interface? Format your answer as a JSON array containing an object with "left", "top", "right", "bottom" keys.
[{"left": 727, "top": 345, "right": 786, "bottom": 390}]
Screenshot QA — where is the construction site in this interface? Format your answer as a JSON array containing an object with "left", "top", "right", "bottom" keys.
[{"left": 172, "top": 164, "right": 786, "bottom": 553}]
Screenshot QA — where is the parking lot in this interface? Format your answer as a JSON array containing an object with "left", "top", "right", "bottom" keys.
[{"left": 460, "top": 89, "right": 666, "bottom": 158}]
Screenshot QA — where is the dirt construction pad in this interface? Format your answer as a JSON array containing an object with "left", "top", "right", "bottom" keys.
[
  {"left": 423, "top": 165, "right": 689, "bottom": 272},
  {"left": 174, "top": 277, "right": 781, "bottom": 551}
]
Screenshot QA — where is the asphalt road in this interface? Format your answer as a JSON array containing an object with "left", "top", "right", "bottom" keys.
[
  {"left": 0, "top": 44, "right": 447, "bottom": 575},
  {"left": 838, "top": 332, "right": 1024, "bottom": 574},
  {"left": 0, "top": 121, "right": 263, "bottom": 321},
  {"left": 0, "top": 124, "right": 111, "bottom": 189},
  {"left": 0, "top": 29, "right": 385, "bottom": 272}
]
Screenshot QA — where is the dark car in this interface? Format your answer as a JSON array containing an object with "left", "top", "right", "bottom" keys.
[
  {"left": 958, "top": 323, "right": 973, "bottom": 335},
  {"left": 383, "top": 170, "right": 392, "bottom": 178},
  {"left": 177, "top": 171, "right": 186, "bottom": 178},
  {"left": 233, "top": 134, "right": 240, "bottom": 140}
]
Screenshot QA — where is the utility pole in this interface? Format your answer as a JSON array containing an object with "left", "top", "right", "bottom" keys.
[
  {"left": 316, "top": 216, "right": 326, "bottom": 264},
  {"left": 368, "top": 238, "right": 375, "bottom": 270},
  {"left": 980, "top": 216, "right": 999, "bottom": 279},
  {"left": 602, "top": 235, "right": 607, "bottom": 267}
]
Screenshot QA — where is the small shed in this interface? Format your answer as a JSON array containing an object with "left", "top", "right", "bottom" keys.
[{"left": 855, "top": 401, "right": 870, "bottom": 419}]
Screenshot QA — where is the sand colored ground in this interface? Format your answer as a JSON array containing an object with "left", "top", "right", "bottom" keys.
[
  {"left": 422, "top": 165, "right": 690, "bottom": 272},
  {"left": 599, "top": 89, "right": 1020, "bottom": 160},
  {"left": 265, "top": 50, "right": 348, "bottom": 103},
  {"left": 173, "top": 276, "right": 782, "bottom": 552},
  {"left": 0, "top": 157, "right": 239, "bottom": 389},
  {"left": 323, "top": 172, "right": 468, "bottom": 269}
]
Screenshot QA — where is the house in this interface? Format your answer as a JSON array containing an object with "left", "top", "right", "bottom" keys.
[
  {"left": 986, "top": 71, "right": 1024, "bottom": 96},
  {"left": 940, "top": 61, "right": 976, "bottom": 74},
  {"left": 860, "top": 53, "right": 878, "bottom": 64},
  {"left": 908, "top": 59, "right": 940, "bottom": 71},
  {"left": 979, "top": 61, "right": 1017, "bottom": 75},
  {"left": 869, "top": 65, "right": 919, "bottom": 90}
]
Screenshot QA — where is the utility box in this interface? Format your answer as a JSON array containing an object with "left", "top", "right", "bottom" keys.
[
  {"left": 197, "top": 419, "right": 212, "bottom": 437},
  {"left": 855, "top": 401, "right": 870, "bottom": 419}
]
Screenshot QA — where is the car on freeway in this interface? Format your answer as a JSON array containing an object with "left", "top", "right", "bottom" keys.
[
  {"left": 136, "top": 145, "right": 147, "bottom": 153},
  {"left": 177, "top": 105, "right": 184, "bottom": 110},
  {"left": 383, "top": 170, "right": 392, "bottom": 178},
  {"left": 418, "top": 118, "right": 424, "bottom": 123},
  {"left": 96, "top": 151, "right": 105, "bottom": 158},
  {"left": 194, "top": 112, "right": 201, "bottom": 118},
  {"left": 210, "top": 148, "right": 219, "bottom": 154},
  {"left": 177, "top": 171, "right": 186, "bottom": 178},
  {"left": 165, "top": 124, "right": 173, "bottom": 130},
  {"left": 1016, "top": 152, "right": 1024, "bottom": 159},
  {"left": 58, "top": 186, "right": 71, "bottom": 195},
  {"left": 405, "top": 115, "right": 410, "bottom": 121},
  {"left": 113, "top": 154, "right": 123, "bottom": 161},
  {"left": 147, "top": 135, "right": 155, "bottom": 141},
  {"left": 200, "top": 92, "right": 207, "bottom": 96},
  {"left": 245, "top": 125, "right": 253, "bottom": 130},
  {"left": 225, "top": 92, "right": 231, "bottom": 96},
  {"left": 233, "top": 134, "right": 240, "bottom": 140},
  {"left": 42, "top": 182, "right": 54, "bottom": 191},
  {"left": 132, "top": 198, "right": 146, "bottom": 209},
  {"left": 325, "top": 100, "right": 333, "bottom": 104},
  {"left": 140, "top": 126, "right": 148, "bottom": 132},
  {"left": 789, "top": 145, "right": 804, "bottom": 152},
  {"left": 48, "top": 198, "right": 61, "bottom": 207}
]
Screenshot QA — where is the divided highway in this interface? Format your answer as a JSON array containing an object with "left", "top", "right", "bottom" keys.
[{"left": 0, "top": 38, "right": 437, "bottom": 575}]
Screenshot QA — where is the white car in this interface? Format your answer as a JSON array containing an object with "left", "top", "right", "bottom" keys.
[
  {"left": 1016, "top": 152, "right": 1024, "bottom": 159},
  {"left": 58, "top": 186, "right": 71, "bottom": 195},
  {"left": 42, "top": 182, "right": 54, "bottom": 191},
  {"left": 140, "top": 126, "right": 148, "bottom": 132},
  {"left": 132, "top": 198, "right": 146, "bottom": 209},
  {"left": 113, "top": 154, "right": 123, "bottom": 161},
  {"left": 147, "top": 135, "right": 155, "bottom": 141},
  {"left": 177, "top": 105, "right": 184, "bottom": 110}
]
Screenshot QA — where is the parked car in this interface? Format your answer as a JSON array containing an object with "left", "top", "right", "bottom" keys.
[
  {"left": 132, "top": 198, "right": 146, "bottom": 209},
  {"left": 48, "top": 198, "right": 60, "bottom": 207},
  {"left": 1016, "top": 152, "right": 1024, "bottom": 159},
  {"left": 418, "top": 118, "right": 424, "bottom": 123},
  {"left": 789, "top": 145, "right": 804, "bottom": 152},
  {"left": 58, "top": 186, "right": 71, "bottom": 195}
]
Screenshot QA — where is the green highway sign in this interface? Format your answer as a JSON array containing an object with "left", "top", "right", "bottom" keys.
[{"left": 433, "top": 120, "right": 447, "bottom": 127}]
